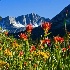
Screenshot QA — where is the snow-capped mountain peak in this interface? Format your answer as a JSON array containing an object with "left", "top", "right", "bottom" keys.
[{"left": 0, "top": 13, "right": 50, "bottom": 33}]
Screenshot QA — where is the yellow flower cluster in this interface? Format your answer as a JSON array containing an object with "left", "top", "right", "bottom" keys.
[
  {"left": 4, "top": 48, "right": 12, "bottom": 56},
  {"left": 0, "top": 60, "right": 9, "bottom": 67},
  {"left": 12, "top": 41, "right": 20, "bottom": 49},
  {"left": 34, "top": 51, "right": 50, "bottom": 59}
]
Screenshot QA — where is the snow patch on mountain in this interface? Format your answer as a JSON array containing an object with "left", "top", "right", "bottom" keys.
[{"left": 12, "top": 21, "right": 25, "bottom": 28}]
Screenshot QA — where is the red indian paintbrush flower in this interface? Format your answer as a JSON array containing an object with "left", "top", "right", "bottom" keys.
[
  {"left": 44, "top": 38, "right": 51, "bottom": 44},
  {"left": 19, "top": 33, "right": 27, "bottom": 40},
  {"left": 26, "top": 24, "right": 33, "bottom": 33},
  {"left": 42, "top": 22, "right": 51, "bottom": 31},
  {"left": 54, "top": 36, "right": 64, "bottom": 43},
  {"left": 19, "top": 51, "right": 24, "bottom": 56},
  {"left": 40, "top": 38, "right": 50, "bottom": 45},
  {"left": 62, "top": 48, "right": 66, "bottom": 52},
  {"left": 30, "top": 45, "right": 36, "bottom": 53}
]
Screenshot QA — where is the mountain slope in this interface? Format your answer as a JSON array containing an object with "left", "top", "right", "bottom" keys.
[
  {"left": 31, "top": 4, "right": 70, "bottom": 40},
  {"left": 50, "top": 4, "right": 70, "bottom": 36},
  {"left": 0, "top": 13, "right": 50, "bottom": 33}
]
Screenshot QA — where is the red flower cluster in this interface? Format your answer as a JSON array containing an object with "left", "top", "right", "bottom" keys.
[
  {"left": 19, "top": 51, "right": 24, "bottom": 56},
  {"left": 42, "top": 22, "right": 51, "bottom": 31},
  {"left": 62, "top": 48, "right": 66, "bottom": 52},
  {"left": 54, "top": 36, "right": 64, "bottom": 43},
  {"left": 30, "top": 45, "right": 36, "bottom": 53},
  {"left": 40, "top": 38, "right": 50, "bottom": 45},
  {"left": 26, "top": 24, "right": 33, "bottom": 33},
  {"left": 19, "top": 33, "right": 27, "bottom": 40}
]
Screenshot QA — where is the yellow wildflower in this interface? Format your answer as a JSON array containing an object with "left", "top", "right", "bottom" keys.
[
  {"left": 12, "top": 41, "right": 20, "bottom": 48},
  {"left": 4, "top": 48, "right": 12, "bottom": 56},
  {"left": 33, "top": 51, "right": 38, "bottom": 56},
  {"left": 0, "top": 60, "right": 9, "bottom": 67},
  {"left": 34, "top": 51, "right": 50, "bottom": 59}
]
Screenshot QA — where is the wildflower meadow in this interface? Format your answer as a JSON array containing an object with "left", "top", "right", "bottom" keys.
[{"left": 0, "top": 22, "right": 70, "bottom": 70}]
